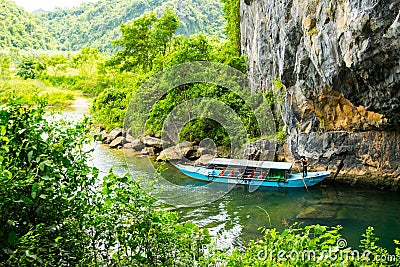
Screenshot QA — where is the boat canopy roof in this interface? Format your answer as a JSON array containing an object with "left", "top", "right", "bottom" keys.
[{"left": 207, "top": 158, "right": 292, "bottom": 170}]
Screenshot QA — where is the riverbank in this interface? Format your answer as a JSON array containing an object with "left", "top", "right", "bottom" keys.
[{"left": 100, "top": 126, "right": 400, "bottom": 191}]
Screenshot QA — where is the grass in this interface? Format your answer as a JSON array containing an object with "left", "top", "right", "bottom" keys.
[{"left": 0, "top": 78, "right": 81, "bottom": 110}]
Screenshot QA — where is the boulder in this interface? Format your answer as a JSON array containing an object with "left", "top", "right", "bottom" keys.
[
  {"left": 123, "top": 143, "right": 133, "bottom": 149},
  {"left": 109, "top": 136, "right": 125, "bottom": 148},
  {"left": 186, "top": 148, "right": 201, "bottom": 160},
  {"left": 125, "top": 133, "right": 135, "bottom": 143},
  {"left": 156, "top": 146, "right": 181, "bottom": 162},
  {"left": 176, "top": 141, "right": 194, "bottom": 156},
  {"left": 104, "top": 127, "right": 123, "bottom": 144},
  {"left": 142, "top": 136, "right": 167, "bottom": 149},
  {"left": 130, "top": 139, "right": 145, "bottom": 151},
  {"left": 124, "top": 134, "right": 145, "bottom": 151}
]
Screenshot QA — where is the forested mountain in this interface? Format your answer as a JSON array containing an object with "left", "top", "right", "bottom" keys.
[
  {"left": 0, "top": 0, "right": 57, "bottom": 50},
  {"left": 40, "top": 0, "right": 226, "bottom": 52}
]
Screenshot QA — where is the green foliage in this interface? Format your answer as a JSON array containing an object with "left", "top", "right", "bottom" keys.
[
  {"left": 40, "top": 0, "right": 225, "bottom": 52},
  {"left": 93, "top": 11, "right": 248, "bottom": 145},
  {"left": 16, "top": 57, "right": 45, "bottom": 80},
  {"left": 0, "top": 100, "right": 94, "bottom": 264},
  {"left": 71, "top": 46, "right": 101, "bottom": 77},
  {"left": 91, "top": 86, "right": 131, "bottom": 131},
  {"left": 0, "top": 101, "right": 210, "bottom": 265},
  {"left": 0, "top": 0, "right": 58, "bottom": 50},
  {"left": 211, "top": 224, "right": 398, "bottom": 266},
  {"left": 272, "top": 77, "right": 286, "bottom": 94},
  {"left": 0, "top": 78, "right": 76, "bottom": 109},
  {"left": 31, "top": 47, "right": 108, "bottom": 95},
  {"left": 90, "top": 172, "right": 211, "bottom": 265},
  {"left": 276, "top": 127, "right": 287, "bottom": 144},
  {"left": 222, "top": 0, "right": 241, "bottom": 51},
  {"left": 264, "top": 89, "right": 275, "bottom": 107},
  {"left": 109, "top": 9, "right": 179, "bottom": 71},
  {"left": 0, "top": 53, "right": 11, "bottom": 80},
  {"left": 42, "top": 54, "right": 68, "bottom": 76}
]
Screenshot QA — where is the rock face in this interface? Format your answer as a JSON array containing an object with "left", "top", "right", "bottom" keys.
[
  {"left": 240, "top": 0, "right": 400, "bottom": 189},
  {"left": 243, "top": 139, "right": 276, "bottom": 160}
]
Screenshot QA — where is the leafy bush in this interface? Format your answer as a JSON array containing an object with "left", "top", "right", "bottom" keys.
[
  {"left": 0, "top": 101, "right": 210, "bottom": 265},
  {"left": 1, "top": 101, "right": 398, "bottom": 266},
  {"left": 211, "top": 224, "right": 399, "bottom": 266},
  {"left": 0, "top": 100, "right": 94, "bottom": 264},
  {"left": 16, "top": 57, "right": 45, "bottom": 80}
]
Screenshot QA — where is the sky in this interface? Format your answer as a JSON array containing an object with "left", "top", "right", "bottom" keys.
[{"left": 13, "top": 0, "right": 98, "bottom": 12}]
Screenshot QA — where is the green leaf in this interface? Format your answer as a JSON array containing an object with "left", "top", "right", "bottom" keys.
[
  {"left": 280, "top": 229, "right": 289, "bottom": 237},
  {"left": 39, "top": 162, "right": 45, "bottom": 171},
  {"left": 104, "top": 197, "right": 112, "bottom": 208},
  {"left": 27, "top": 150, "right": 33, "bottom": 162},
  {"left": 0, "top": 126, "right": 6, "bottom": 136},
  {"left": 31, "top": 182, "right": 39, "bottom": 199},
  {"left": 118, "top": 176, "right": 128, "bottom": 183},
  {"left": 101, "top": 186, "right": 110, "bottom": 195}
]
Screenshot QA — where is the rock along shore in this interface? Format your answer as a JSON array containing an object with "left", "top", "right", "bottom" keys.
[{"left": 99, "top": 127, "right": 400, "bottom": 191}]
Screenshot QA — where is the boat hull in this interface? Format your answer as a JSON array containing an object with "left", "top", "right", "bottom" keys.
[{"left": 176, "top": 164, "right": 330, "bottom": 188}]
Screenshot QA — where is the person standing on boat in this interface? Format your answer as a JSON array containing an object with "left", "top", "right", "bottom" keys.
[{"left": 296, "top": 156, "right": 309, "bottom": 177}]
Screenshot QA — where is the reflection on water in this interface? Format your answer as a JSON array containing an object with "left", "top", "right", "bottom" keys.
[
  {"left": 56, "top": 102, "right": 399, "bottom": 251},
  {"left": 88, "top": 143, "right": 400, "bottom": 252}
]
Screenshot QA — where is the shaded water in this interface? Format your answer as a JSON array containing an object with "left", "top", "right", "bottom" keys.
[
  {"left": 59, "top": 105, "right": 399, "bottom": 252},
  {"left": 89, "top": 143, "right": 400, "bottom": 252}
]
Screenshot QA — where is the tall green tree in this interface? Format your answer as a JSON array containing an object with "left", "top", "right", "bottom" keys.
[
  {"left": 44, "top": 55, "right": 68, "bottom": 77},
  {"left": 109, "top": 9, "right": 179, "bottom": 71},
  {"left": 72, "top": 46, "right": 102, "bottom": 77},
  {"left": 153, "top": 7, "right": 180, "bottom": 55},
  {"left": 16, "top": 57, "right": 44, "bottom": 80}
]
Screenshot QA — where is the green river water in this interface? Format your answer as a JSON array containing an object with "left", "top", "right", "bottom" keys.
[
  {"left": 89, "top": 142, "right": 400, "bottom": 252},
  {"left": 61, "top": 107, "right": 399, "bottom": 253}
]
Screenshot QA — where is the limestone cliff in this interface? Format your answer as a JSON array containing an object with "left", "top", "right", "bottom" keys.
[{"left": 240, "top": 0, "right": 400, "bottom": 189}]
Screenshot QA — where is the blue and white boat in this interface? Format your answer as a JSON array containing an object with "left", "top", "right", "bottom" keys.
[{"left": 176, "top": 158, "right": 330, "bottom": 188}]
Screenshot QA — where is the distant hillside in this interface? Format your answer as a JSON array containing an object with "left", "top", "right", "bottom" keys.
[
  {"left": 0, "top": 0, "right": 57, "bottom": 50},
  {"left": 40, "top": 0, "right": 226, "bottom": 52}
]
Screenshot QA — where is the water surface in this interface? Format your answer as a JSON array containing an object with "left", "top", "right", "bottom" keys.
[{"left": 88, "top": 143, "right": 400, "bottom": 252}]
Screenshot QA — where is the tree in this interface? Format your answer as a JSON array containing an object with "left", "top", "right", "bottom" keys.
[
  {"left": 72, "top": 46, "right": 101, "bottom": 77},
  {"left": 109, "top": 9, "right": 179, "bottom": 71},
  {"left": 153, "top": 7, "right": 180, "bottom": 56},
  {"left": 16, "top": 57, "right": 44, "bottom": 80},
  {"left": 44, "top": 55, "right": 68, "bottom": 77}
]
